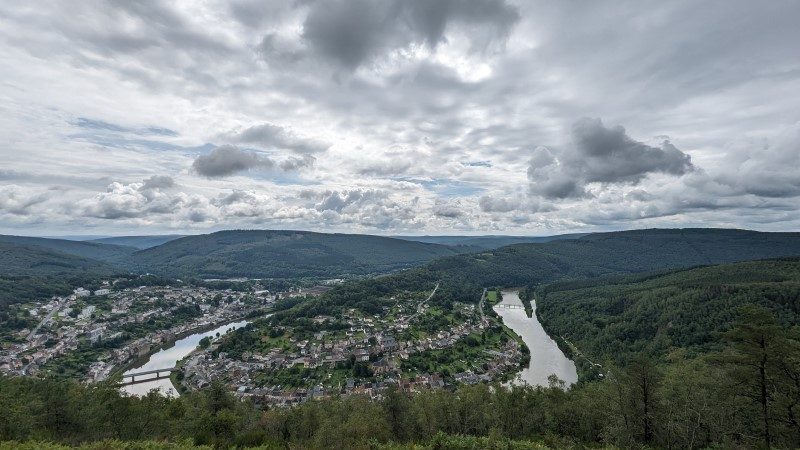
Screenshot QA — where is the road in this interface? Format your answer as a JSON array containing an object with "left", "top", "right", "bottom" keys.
[
  {"left": 408, "top": 282, "right": 439, "bottom": 321},
  {"left": 26, "top": 298, "right": 67, "bottom": 341},
  {"left": 478, "top": 288, "right": 488, "bottom": 321}
]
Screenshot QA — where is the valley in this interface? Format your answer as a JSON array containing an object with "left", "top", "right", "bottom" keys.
[{"left": 3, "top": 228, "right": 800, "bottom": 448}]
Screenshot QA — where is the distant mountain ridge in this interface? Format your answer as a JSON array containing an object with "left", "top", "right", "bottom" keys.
[
  {"left": 392, "top": 233, "right": 587, "bottom": 250},
  {"left": 0, "top": 235, "right": 135, "bottom": 264},
  {"left": 89, "top": 235, "right": 185, "bottom": 249},
  {"left": 377, "top": 228, "right": 800, "bottom": 302},
  {"left": 124, "top": 230, "right": 469, "bottom": 279},
  {"left": 2, "top": 228, "right": 800, "bottom": 282}
]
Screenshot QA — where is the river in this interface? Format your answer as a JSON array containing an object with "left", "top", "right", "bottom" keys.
[
  {"left": 493, "top": 289, "right": 578, "bottom": 387},
  {"left": 121, "top": 320, "right": 250, "bottom": 396}
]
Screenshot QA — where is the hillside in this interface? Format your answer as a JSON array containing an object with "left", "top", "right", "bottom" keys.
[
  {"left": 535, "top": 258, "right": 800, "bottom": 368},
  {"left": 126, "top": 230, "right": 468, "bottom": 278},
  {"left": 0, "top": 241, "right": 116, "bottom": 277},
  {"left": 283, "top": 228, "right": 800, "bottom": 323},
  {"left": 90, "top": 234, "right": 185, "bottom": 249},
  {"left": 0, "top": 235, "right": 136, "bottom": 263},
  {"left": 392, "top": 233, "right": 586, "bottom": 250},
  {"left": 417, "top": 228, "right": 800, "bottom": 292}
]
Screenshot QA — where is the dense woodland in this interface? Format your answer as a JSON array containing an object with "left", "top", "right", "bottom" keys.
[
  {"left": 3, "top": 308, "right": 800, "bottom": 449},
  {"left": 535, "top": 258, "right": 800, "bottom": 379},
  {"left": 124, "top": 230, "right": 467, "bottom": 279}
]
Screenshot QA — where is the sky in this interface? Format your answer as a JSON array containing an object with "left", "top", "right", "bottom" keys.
[{"left": 1, "top": 0, "right": 799, "bottom": 237}]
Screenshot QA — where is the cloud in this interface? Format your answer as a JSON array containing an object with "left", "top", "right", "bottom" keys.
[
  {"left": 76, "top": 118, "right": 178, "bottom": 137},
  {"left": 141, "top": 175, "right": 175, "bottom": 191},
  {"left": 225, "top": 123, "right": 330, "bottom": 154},
  {"left": 3, "top": 1, "right": 800, "bottom": 235},
  {"left": 528, "top": 118, "right": 695, "bottom": 199},
  {"left": 191, "top": 145, "right": 274, "bottom": 178},
  {"left": 712, "top": 122, "right": 800, "bottom": 198},
  {"left": 432, "top": 199, "right": 464, "bottom": 218},
  {"left": 479, "top": 195, "right": 519, "bottom": 213},
  {"left": 301, "top": 188, "right": 420, "bottom": 229},
  {"left": 570, "top": 118, "right": 694, "bottom": 183},
  {"left": 279, "top": 155, "right": 316, "bottom": 171},
  {"left": 298, "top": 0, "right": 520, "bottom": 69},
  {"left": 0, "top": 185, "right": 50, "bottom": 216}
]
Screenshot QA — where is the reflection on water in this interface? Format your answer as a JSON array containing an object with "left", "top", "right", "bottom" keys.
[
  {"left": 121, "top": 320, "right": 250, "bottom": 396},
  {"left": 493, "top": 290, "right": 578, "bottom": 387}
]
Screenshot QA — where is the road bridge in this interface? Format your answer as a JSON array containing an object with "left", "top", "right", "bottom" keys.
[
  {"left": 495, "top": 304, "right": 525, "bottom": 310},
  {"left": 118, "top": 368, "right": 177, "bottom": 386}
]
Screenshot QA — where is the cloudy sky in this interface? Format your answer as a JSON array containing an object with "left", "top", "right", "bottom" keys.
[{"left": 1, "top": 0, "right": 799, "bottom": 236}]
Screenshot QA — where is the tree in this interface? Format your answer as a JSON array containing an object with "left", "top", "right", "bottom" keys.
[
  {"left": 722, "top": 306, "right": 786, "bottom": 448},
  {"left": 198, "top": 336, "right": 212, "bottom": 349},
  {"left": 606, "top": 355, "right": 662, "bottom": 446}
]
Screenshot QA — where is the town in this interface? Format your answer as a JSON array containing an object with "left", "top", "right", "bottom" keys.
[
  {"left": 178, "top": 287, "right": 526, "bottom": 406},
  {"left": 0, "top": 281, "right": 276, "bottom": 381},
  {"left": 0, "top": 278, "right": 527, "bottom": 407}
]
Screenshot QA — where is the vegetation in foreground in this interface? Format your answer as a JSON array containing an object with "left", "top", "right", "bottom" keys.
[{"left": 3, "top": 306, "right": 800, "bottom": 449}]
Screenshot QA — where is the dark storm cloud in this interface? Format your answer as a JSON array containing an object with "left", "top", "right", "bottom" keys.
[
  {"left": 225, "top": 123, "right": 330, "bottom": 154},
  {"left": 191, "top": 145, "right": 274, "bottom": 178},
  {"left": 298, "top": 0, "right": 519, "bottom": 69},
  {"left": 528, "top": 118, "right": 694, "bottom": 199}
]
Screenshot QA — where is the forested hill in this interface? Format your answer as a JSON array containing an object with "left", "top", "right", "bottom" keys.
[
  {"left": 0, "top": 241, "right": 117, "bottom": 277},
  {"left": 392, "top": 233, "right": 586, "bottom": 250},
  {"left": 415, "top": 228, "right": 800, "bottom": 294},
  {"left": 0, "top": 234, "right": 136, "bottom": 263},
  {"left": 125, "top": 230, "right": 468, "bottom": 279},
  {"left": 535, "top": 257, "right": 800, "bottom": 371},
  {"left": 89, "top": 234, "right": 185, "bottom": 249}
]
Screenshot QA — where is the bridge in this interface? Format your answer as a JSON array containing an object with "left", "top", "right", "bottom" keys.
[
  {"left": 495, "top": 303, "right": 525, "bottom": 310},
  {"left": 118, "top": 368, "right": 177, "bottom": 386}
]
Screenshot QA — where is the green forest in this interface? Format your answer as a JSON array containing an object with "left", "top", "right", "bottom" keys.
[{"left": 535, "top": 258, "right": 800, "bottom": 378}]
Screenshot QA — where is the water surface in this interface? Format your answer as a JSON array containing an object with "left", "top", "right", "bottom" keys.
[
  {"left": 122, "top": 320, "right": 249, "bottom": 396},
  {"left": 493, "top": 289, "right": 578, "bottom": 387}
]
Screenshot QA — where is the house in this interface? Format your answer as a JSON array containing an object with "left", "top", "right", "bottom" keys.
[
  {"left": 372, "top": 357, "right": 397, "bottom": 374},
  {"left": 87, "top": 327, "right": 104, "bottom": 344}
]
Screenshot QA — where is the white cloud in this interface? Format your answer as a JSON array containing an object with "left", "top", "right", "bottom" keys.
[{"left": 1, "top": 1, "right": 799, "bottom": 235}]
